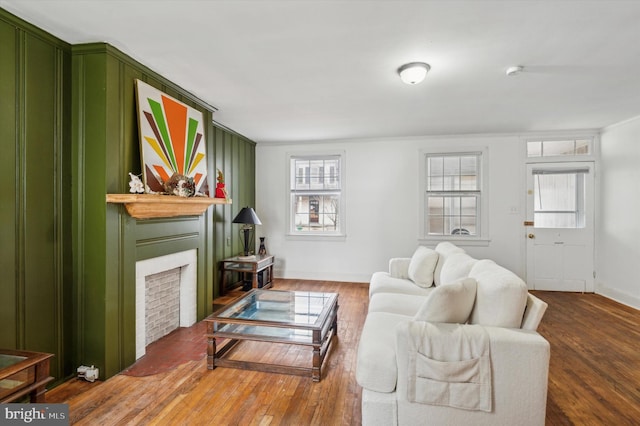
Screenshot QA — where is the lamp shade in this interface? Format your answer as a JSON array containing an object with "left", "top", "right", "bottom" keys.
[
  {"left": 232, "top": 207, "right": 262, "bottom": 225},
  {"left": 398, "top": 62, "right": 430, "bottom": 85}
]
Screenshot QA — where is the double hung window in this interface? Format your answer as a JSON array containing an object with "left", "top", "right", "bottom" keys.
[
  {"left": 422, "top": 151, "right": 485, "bottom": 240},
  {"left": 289, "top": 154, "right": 344, "bottom": 236}
]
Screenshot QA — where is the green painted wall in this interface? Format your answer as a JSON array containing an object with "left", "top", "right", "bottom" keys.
[
  {"left": 0, "top": 8, "right": 256, "bottom": 383},
  {"left": 72, "top": 43, "right": 256, "bottom": 379},
  {"left": 0, "top": 11, "right": 72, "bottom": 383}
]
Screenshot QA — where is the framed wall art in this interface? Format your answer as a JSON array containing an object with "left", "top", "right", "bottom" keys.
[{"left": 135, "top": 79, "right": 209, "bottom": 196}]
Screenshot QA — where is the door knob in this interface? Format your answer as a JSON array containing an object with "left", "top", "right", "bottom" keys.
[{"left": 528, "top": 233, "right": 535, "bottom": 239}]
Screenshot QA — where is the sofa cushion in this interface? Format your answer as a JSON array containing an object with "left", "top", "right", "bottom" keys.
[
  {"left": 434, "top": 242, "right": 466, "bottom": 286},
  {"left": 439, "top": 252, "right": 478, "bottom": 285},
  {"left": 356, "top": 311, "right": 412, "bottom": 392},
  {"left": 408, "top": 246, "right": 439, "bottom": 288},
  {"left": 369, "top": 272, "right": 433, "bottom": 299},
  {"left": 413, "top": 278, "right": 477, "bottom": 323},
  {"left": 389, "top": 257, "right": 411, "bottom": 279},
  {"left": 369, "top": 292, "right": 431, "bottom": 316},
  {"left": 468, "top": 260, "right": 528, "bottom": 328}
]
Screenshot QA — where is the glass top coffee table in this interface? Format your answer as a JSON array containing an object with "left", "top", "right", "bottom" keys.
[
  {"left": 0, "top": 349, "right": 54, "bottom": 403},
  {"left": 205, "top": 289, "right": 338, "bottom": 382}
]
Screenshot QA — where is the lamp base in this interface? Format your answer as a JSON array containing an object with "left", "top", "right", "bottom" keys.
[{"left": 241, "top": 226, "right": 253, "bottom": 257}]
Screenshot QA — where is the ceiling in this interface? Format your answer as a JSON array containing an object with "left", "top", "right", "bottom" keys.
[{"left": 2, "top": 0, "right": 640, "bottom": 144}]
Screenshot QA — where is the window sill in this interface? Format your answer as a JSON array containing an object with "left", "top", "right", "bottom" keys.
[
  {"left": 418, "top": 236, "right": 491, "bottom": 247},
  {"left": 286, "top": 233, "right": 346, "bottom": 242}
]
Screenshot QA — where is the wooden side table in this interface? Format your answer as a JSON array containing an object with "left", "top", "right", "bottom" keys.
[
  {"left": 221, "top": 254, "right": 274, "bottom": 294},
  {"left": 0, "top": 349, "right": 54, "bottom": 403}
]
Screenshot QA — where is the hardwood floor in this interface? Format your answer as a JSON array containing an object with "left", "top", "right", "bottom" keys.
[
  {"left": 46, "top": 281, "right": 640, "bottom": 425},
  {"left": 48, "top": 280, "right": 369, "bottom": 425},
  {"left": 534, "top": 291, "right": 640, "bottom": 426}
]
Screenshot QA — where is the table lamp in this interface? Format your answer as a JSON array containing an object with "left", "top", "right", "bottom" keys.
[{"left": 232, "top": 207, "right": 262, "bottom": 257}]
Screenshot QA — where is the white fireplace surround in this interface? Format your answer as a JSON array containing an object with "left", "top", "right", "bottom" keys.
[{"left": 135, "top": 249, "right": 197, "bottom": 359}]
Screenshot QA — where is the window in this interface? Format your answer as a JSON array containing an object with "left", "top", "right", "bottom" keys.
[
  {"left": 527, "top": 138, "right": 592, "bottom": 157},
  {"left": 532, "top": 168, "right": 587, "bottom": 228},
  {"left": 421, "top": 151, "right": 486, "bottom": 241},
  {"left": 289, "top": 154, "right": 344, "bottom": 236}
]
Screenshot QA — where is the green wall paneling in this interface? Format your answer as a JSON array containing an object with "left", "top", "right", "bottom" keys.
[
  {"left": 72, "top": 43, "right": 256, "bottom": 378},
  {"left": 0, "top": 9, "right": 72, "bottom": 384},
  {"left": 0, "top": 17, "right": 18, "bottom": 350},
  {"left": 24, "top": 27, "right": 58, "bottom": 360},
  {"left": 0, "top": 7, "right": 256, "bottom": 383},
  {"left": 212, "top": 124, "right": 256, "bottom": 293}
]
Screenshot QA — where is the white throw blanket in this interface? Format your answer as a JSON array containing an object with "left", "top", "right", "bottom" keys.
[{"left": 406, "top": 322, "right": 492, "bottom": 412}]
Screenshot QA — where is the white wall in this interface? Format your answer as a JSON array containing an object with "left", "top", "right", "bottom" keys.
[
  {"left": 597, "top": 116, "right": 640, "bottom": 309},
  {"left": 255, "top": 134, "right": 526, "bottom": 283}
]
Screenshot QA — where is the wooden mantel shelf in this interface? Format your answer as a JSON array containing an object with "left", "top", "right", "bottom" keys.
[{"left": 106, "top": 194, "right": 231, "bottom": 219}]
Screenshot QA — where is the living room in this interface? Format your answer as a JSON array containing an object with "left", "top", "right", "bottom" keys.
[{"left": 1, "top": 1, "right": 639, "bottom": 424}]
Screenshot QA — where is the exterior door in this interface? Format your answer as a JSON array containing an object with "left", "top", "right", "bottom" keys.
[{"left": 525, "top": 162, "right": 595, "bottom": 292}]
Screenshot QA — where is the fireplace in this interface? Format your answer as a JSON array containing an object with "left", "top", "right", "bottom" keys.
[{"left": 135, "top": 249, "right": 197, "bottom": 359}]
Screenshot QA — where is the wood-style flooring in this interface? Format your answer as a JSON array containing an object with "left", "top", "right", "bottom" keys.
[
  {"left": 534, "top": 290, "right": 640, "bottom": 425},
  {"left": 46, "top": 280, "right": 640, "bottom": 425},
  {"left": 48, "top": 280, "right": 368, "bottom": 425}
]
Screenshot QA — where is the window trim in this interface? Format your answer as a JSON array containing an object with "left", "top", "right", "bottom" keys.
[
  {"left": 418, "top": 147, "right": 490, "bottom": 246},
  {"left": 286, "top": 151, "right": 346, "bottom": 240}
]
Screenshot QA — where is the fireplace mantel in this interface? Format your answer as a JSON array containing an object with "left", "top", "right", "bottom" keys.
[{"left": 106, "top": 194, "right": 231, "bottom": 219}]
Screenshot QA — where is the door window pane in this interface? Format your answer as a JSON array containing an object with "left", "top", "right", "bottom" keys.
[
  {"left": 543, "top": 140, "right": 576, "bottom": 156},
  {"left": 527, "top": 139, "right": 592, "bottom": 157},
  {"left": 533, "top": 172, "right": 585, "bottom": 228}
]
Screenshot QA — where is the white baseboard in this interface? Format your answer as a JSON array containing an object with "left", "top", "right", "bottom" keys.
[
  {"left": 596, "top": 283, "right": 640, "bottom": 310},
  {"left": 274, "top": 269, "right": 370, "bottom": 284}
]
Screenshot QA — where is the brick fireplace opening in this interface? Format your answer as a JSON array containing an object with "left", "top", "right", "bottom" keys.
[
  {"left": 135, "top": 249, "right": 197, "bottom": 359},
  {"left": 145, "top": 267, "right": 181, "bottom": 346}
]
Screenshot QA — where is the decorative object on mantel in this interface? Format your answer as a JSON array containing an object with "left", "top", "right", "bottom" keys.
[
  {"left": 215, "top": 169, "right": 229, "bottom": 199},
  {"left": 135, "top": 79, "right": 209, "bottom": 196},
  {"left": 163, "top": 173, "right": 196, "bottom": 197},
  {"left": 128, "top": 173, "right": 145, "bottom": 194},
  {"left": 232, "top": 207, "right": 262, "bottom": 257}
]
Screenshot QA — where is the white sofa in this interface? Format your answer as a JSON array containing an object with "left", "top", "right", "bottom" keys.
[{"left": 356, "top": 242, "right": 550, "bottom": 426}]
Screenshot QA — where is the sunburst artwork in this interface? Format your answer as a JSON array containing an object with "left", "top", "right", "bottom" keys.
[{"left": 135, "top": 79, "right": 209, "bottom": 196}]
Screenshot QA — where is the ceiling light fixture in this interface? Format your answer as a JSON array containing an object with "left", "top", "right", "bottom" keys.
[
  {"left": 506, "top": 65, "right": 524, "bottom": 76},
  {"left": 398, "top": 62, "right": 431, "bottom": 85}
]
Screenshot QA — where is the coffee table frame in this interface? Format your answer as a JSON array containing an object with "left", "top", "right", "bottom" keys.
[{"left": 205, "top": 289, "right": 338, "bottom": 382}]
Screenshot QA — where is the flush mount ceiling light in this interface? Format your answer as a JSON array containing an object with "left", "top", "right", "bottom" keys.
[
  {"left": 398, "top": 62, "right": 431, "bottom": 85},
  {"left": 506, "top": 65, "right": 524, "bottom": 76}
]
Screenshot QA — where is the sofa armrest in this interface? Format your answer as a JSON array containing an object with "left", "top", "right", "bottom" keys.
[
  {"left": 395, "top": 322, "right": 550, "bottom": 426},
  {"left": 521, "top": 293, "right": 548, "bottom": 331},
  {"left": 389, "top": 258, "right": 411, "bottom": 279}
]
